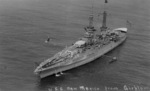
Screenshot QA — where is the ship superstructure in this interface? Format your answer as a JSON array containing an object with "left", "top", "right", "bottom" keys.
[{"left": 34, "top": 0, "right": 127, "bottom": 78}]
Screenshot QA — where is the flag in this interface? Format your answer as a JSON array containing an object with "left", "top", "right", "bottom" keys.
[
  {"left": 105, "top": 0, "right": 108, "bottom": 3},
  {"left": 126, "top": 20, "right": 132, "bottom": 27}
]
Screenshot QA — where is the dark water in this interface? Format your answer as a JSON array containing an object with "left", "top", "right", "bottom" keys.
[{"left": 0, "top": 0, "right": 150, "bottom": 91}]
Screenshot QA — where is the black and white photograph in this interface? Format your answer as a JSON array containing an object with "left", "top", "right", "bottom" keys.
[{"left": 0, "top": 0, "right": 150, "bottom": 91}]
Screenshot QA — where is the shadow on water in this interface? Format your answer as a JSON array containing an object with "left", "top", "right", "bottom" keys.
[
  {"left": 36, "top": 58, "right": 107, "bottom": 90},
  {"left": 36, "top": 75, "right": 66, "bottom": 90}
]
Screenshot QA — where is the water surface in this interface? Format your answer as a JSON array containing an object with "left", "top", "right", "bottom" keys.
[{"left": 0, "top": 0, "right": 150, "bottom": 91}]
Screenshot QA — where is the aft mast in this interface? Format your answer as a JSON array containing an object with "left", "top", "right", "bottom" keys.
[
  {"left": 100, "top": 0, "right": 108, "bottom": 31},
  {"left": 100, "top": 11, "right": 107, "bottom": 31}
]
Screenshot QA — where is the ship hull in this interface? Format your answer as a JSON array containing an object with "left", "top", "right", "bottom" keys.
[{"left": 37, "top": 36, "right": 126, "bottom": 78}]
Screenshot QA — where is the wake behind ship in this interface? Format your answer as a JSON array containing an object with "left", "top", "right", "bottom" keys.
[{"left": 34, "top": 0, "right": 128, "bottom": 78}]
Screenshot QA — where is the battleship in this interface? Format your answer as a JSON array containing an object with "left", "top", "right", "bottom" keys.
[{"left": 34, "top": 0, "right": 127, "bottom": 78}]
